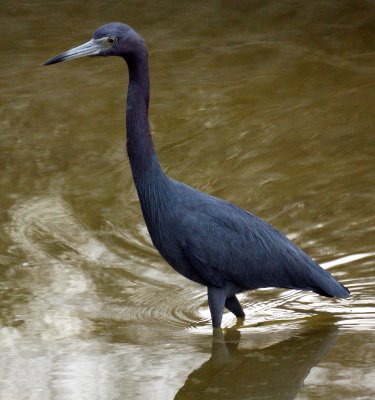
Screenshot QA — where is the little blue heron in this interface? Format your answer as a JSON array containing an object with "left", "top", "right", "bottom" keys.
[{"left": 45, "top": 23, "right": 350, "bottom": 328}]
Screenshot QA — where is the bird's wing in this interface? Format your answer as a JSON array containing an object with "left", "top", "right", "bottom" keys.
[
  {"left": 176, "top": 189, "right": 325, "bottom": 292},
  {"left": 171, "top": 181, "right": 349, "bottom": 298}
]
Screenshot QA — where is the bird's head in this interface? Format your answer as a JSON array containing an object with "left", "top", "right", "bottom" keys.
[{"left": 44, "top": 22, "right": 143, "bottom": 65}]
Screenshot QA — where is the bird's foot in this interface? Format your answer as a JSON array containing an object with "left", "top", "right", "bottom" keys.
[{"left": 233, "top": 316, "right": 245, "bottom": 328}]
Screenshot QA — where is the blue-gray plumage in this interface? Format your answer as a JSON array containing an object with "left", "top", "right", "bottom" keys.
[{"left": 44, "top": 23, "right": 350, "bottom": 328}]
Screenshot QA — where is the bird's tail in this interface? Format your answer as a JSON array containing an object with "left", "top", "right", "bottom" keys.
[
  {"left": 314, "top": 281, "right": 350, "bottom": 298},
  {"left": 311, "top": 268, "right": 350, "bottom": 299}
]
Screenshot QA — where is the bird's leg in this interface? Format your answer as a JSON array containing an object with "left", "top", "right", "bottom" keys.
[
  {"left": 207, "top": 286, "right": 226, "bottom": 328},
  {"left": 225, "top": 295, "right": 245, "bottom": 319}
]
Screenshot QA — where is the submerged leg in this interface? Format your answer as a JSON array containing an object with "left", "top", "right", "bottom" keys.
[
  {"left": 207, "top": 286, "right": 227, "bottom": 328},
  {"left": 225, "top": 295, "right": 245, "bottom": 319}
]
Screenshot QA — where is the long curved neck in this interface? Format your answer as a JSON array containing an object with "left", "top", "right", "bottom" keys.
[
  {"left": 124, "top": 43, "right": 170, "bottom": 225},
  {"left": 125, "top": 47, "right": 156, "bottom": 174}
]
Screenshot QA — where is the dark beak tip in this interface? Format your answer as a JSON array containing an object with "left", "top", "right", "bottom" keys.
[{"left": 43, "top": 56, "right": 62, "bottom": 66}]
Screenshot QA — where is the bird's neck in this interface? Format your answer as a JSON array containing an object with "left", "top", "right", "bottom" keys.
[
  {"left": 125, "top": 49, "right": 154, "bottom": 170},
  {"left": 124, "top": 47, "right": 169, "bottom": 208}
]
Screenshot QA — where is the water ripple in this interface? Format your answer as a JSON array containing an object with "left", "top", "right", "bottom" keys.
[{"left": 5, "top": 195, "right": 375, "bottom": 338}]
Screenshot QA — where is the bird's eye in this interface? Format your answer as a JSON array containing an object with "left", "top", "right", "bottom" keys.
[{"left": 107, "top": 36, "right": 117, "bottom": 45}]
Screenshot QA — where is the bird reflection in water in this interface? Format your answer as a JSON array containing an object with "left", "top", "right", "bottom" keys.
[{"left": 175, "top": 318, "right": 338, "bottom": 400}]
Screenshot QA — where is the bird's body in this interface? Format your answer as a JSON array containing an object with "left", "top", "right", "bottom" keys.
[{"left": 45, "top": 22, "right": 350, "bottom": 328}]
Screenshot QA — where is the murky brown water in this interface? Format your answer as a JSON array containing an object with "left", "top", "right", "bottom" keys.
[{"left": 1, "top": 1, "right": 374, "bottom": 399}]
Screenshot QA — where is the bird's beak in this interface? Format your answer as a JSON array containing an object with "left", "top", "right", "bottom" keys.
[{"left": 44, "top": 39, "right": 102, "bottom": 65}]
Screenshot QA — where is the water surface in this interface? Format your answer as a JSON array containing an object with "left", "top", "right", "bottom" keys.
[{"left": 1, "top": 1, "right": 374, "bottom": 399}]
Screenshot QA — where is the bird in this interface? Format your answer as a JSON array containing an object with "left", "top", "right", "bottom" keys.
[{"left": 44, "top": 22, "right": 350, "bottom": 328}]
